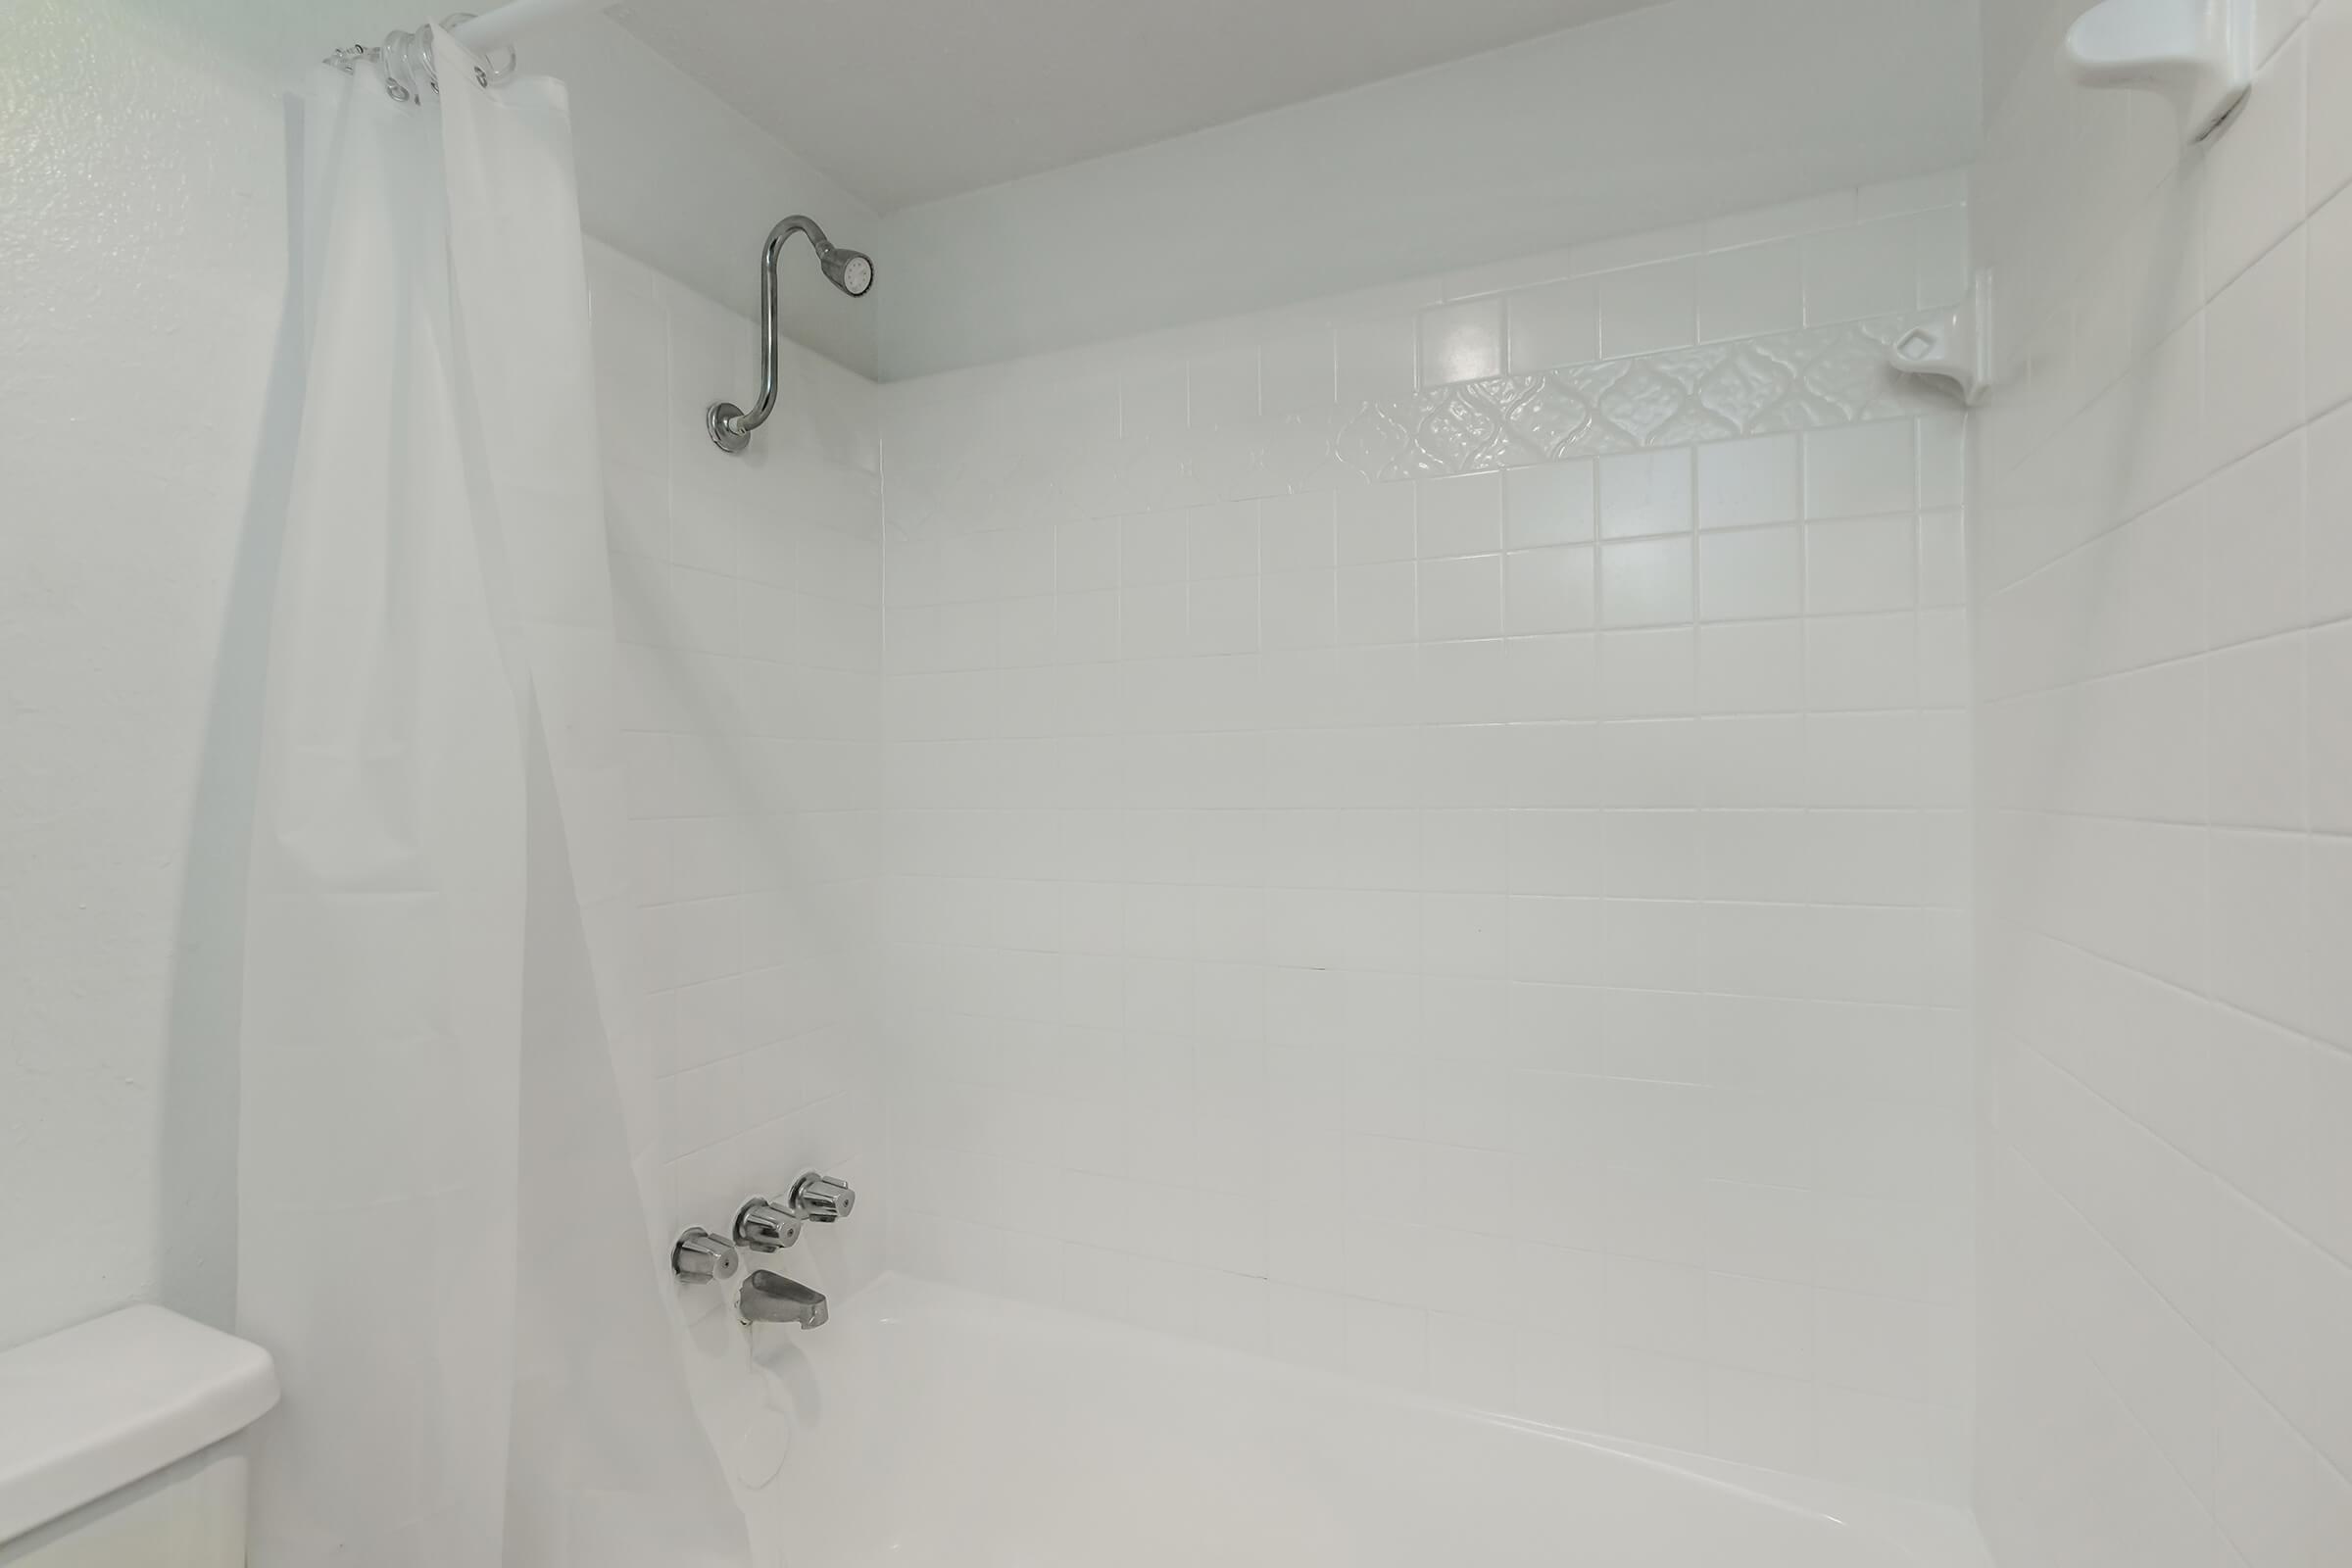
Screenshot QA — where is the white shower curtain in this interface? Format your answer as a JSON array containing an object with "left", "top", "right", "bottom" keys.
[{"left": 238, "top": 31, "right": 751, "bottom": 1568}]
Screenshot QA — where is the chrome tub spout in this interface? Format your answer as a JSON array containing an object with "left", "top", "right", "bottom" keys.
[{"left": 738, "top": 1269, "right": 828, "bottom": 1329}]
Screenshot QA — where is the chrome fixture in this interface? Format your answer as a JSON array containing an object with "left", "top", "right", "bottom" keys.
[
  {"left": 707, "top": 216, "right": 875, "bottom": 455},
  {"left": 789, "top": 1170, "right": 856, "bottom": 1223},
  {"left": 739, "top": 1269, "right": 829, "bottom": 1329},
  {"left": 324, "top": 1, "right": 617, "bottom": 94},
  {"left": 734, "top": 1196, "right": 805, "bottom": 1252},
  {"left": 671, "top": 1227, "right": 738, "bottom": 1284}
]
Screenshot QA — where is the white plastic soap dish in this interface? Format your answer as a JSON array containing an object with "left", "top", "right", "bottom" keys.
[
  {"left": 1886, "top": 271, "right": 1990, "bottom": 406},
  {"left": 2061, "top": 0, "right": 2252, "bottom": 144}
]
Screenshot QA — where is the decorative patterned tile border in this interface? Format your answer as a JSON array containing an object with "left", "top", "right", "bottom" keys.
[
  {"left": 1336, "top": 310, "right": 1956, "bottom": 481},
  {"left": 880, "top": 310, "right": 1959, "bottom": 536}
]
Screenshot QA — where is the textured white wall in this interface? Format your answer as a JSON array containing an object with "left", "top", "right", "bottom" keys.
[
  {"left": 873, "top": 0, "right": 1981, "bottom": 378},
  {"left": 877, "top": 175, "right": 1979, "bottom": 1499},
  {"left": 0, "top": 0, "right": 874, "bottom": 1354},
  {"left": 0, "top": 0, "right": 403, "bottom": 1354},
  {"left": 1972, "top": 0, "right": 2352, "bottom": 1563}
]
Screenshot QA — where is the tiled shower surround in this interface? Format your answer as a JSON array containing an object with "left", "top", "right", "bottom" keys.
[
  {"left": 1971, "top": 0, "right": 2352, "bottom": 1563},
  {"left": 876, "top": 175, "right": 1977, "bottom": 1498},
  {"left": 586, "top": 240, "right": 893, "bottom": 1310}
]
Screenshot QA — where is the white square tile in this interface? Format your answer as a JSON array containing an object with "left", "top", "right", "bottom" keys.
[
  {"left": 1803, "top": 218, "right": 1917, "bottom": 324},
  {"left": 1706, "top": 1365, "right": 1818, "bottom": 1473},
  {"left": 1708, "top": 1270, "right": 1814, "bottom": 1378},
  {"left": 1806, "top": 612, "right": 1918, "bottom": 711},
  {"left": 1339, "top": 484, "right": 1418, "bottom": 564},
  {"left": 1259, "top": 492, "right": 1337, "bottom": 571},
  {"left": 2308, "top": 182, "right": 2352, "bottom": 416},
  {"left": 1118, "top": 363, "right": 1188, "bottom": 440},
  {"left": 2204, "top": 430, "right": 2306, "bottom": 646},
  {"left": 1261, "top": 326, "right": 1336, "bottom": 415},
  {"left": 1336, "top": 315, "right": 1418, "bottom": 404},
  {"left": 1699, "top": 621, "right": 1807, "bottom": 713},
  {"left": 1057, "top": 518, "right": 1122, "bottom": 592},
  {"left": 1697, "top": 435, "right": 1801, "bottom": 529},
  {"left": 2313, "top": 0, "right": 2352, "bottom": 207},
  {"left": 1418, "top": 471, "right": 1504, "bottom": 559},
  {"left": 1189, "top": 502, "right": 1259, "bottom": 580},
  {"left": 1421, "top": 809, "right": 1509, "bottom": 893},
  {"left": 1601, "top": 537, "right": 1695, "bottom": 627},
  {"left": 1190, "top": 347, "right": 1259, "bottom": 427},
  {"left": 1698, "top": 526, "right": 1804, "bottom": 621},
  {"left": 1506, "top": 462, "right": 1597, "bottom": 548},
  {"left": 2309, "top": 620, "right": 2352, "bottom": 831},
  {"left": 1506, "top": 279, "right": 1600, "bottom": 372},
  {"left": 2203, "top": 29, "right": 2306, "bottom": 293},
  {"left": 1918, "top": 510, "right": 1967, "bottom": 608},
  {"left": 1597, "top": 260, "right": 1698, "bottom": 359},
  {"left": 1504, "top": 634, "right": 1602, "bottom": 722},
  {"left": 1806, "top": 517, "right": 1916, "bottom": 613},
  {"left": 1698, "top": 241, "right": 1803, "bottom": 342},
  {"left": 1913, "top": 207, "right": 1971, "bottom": 309},
  {"left": 1606, "top": 1349, "right": 1709, "bottom": 1447},
  {"left": 1506, "top": 546, "right": 1597, "bottom": 633},
  {"left": 1804, "top": 422, "right": 1916, "bottom": 518},
  {"left": 1262, "top": 568, "right": 1337, "bottom": 650},
  {"left": 1420, "top": 297, "right": 1505, "bottom": 387},
  {"left": 1419, "top": 555, "right": 1504, "bottom": 641},
  {"left": 2206, "top": 230, "right": 2306, "bottom": 469},
  {"left": 1599, "top": 450, "right": 1695, "bottom": 539},
  {"left": 1122, "top": 511, "right": 1191, "bottom": 586},
  {"left": 1601, "top": 627, "right": 1696, "bottom": 716},
  {"left": 1422, "top": 892, "right": 1509, "bottom": 976},
  {"left": 2308, "top": 401, "right": 2352, "bottom": 619},
  {"left": 2208, "top": 634, "right": 2307, "bottom": 828}
]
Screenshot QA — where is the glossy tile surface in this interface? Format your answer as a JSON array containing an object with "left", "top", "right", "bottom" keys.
[
  {"left": 876, "top": 178, "right": 1977, "bottom": 1500},
  {"left": 1972, "top": 0, "right": 2352, "bottom": 1563}
]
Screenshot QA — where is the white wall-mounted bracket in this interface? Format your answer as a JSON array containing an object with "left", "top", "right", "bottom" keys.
[
  {"left": 1886, "top": 270, "right": 1992, "bottom": 405},
  {"left": 2061, "top": 0, "right": 2253, "bottom": 144}
]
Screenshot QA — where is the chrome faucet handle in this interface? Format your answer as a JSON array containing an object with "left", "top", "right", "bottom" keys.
[
  {"left": 671, "top": 1227, "right": 738, "bottom": 1283},
  {"left": 789, "top": 1170, "right": 856, "bottom": 1223},
  {"left": 734, "top": 1196, "right": 804, "bottom": 1252}
]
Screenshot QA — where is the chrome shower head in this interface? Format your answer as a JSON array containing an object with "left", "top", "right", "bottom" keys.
[
  {"left": 769, "top": 215, "right": 872, "bottom": 298},
  {"left": 821, "top": 246, "right": 874, "bottom": 297},
  {"left": 707, "top": 214, "right": 876, "bottom": 454}
]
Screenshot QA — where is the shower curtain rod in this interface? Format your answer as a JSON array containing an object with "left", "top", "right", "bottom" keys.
[
  {"left": 448, "top": 0, "right": 617, "bottom": 54},
  {"left": 330, "top": 0, "right": 612, "bottom": 88}
]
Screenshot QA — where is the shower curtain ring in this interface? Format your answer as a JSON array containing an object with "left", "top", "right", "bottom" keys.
[
  {"left": 378, "top": 24, "right": 437, "bottom": 102},
  {"left": 441, "top": 15, "right": 520, "bottom": 87}
]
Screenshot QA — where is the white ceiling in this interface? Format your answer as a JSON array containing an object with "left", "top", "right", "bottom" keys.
[{"left": 610, "top": 0, "right": 1668, "bottom": 212}]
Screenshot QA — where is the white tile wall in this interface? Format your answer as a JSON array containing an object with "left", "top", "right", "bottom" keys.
[
  {"left": 876, "top": 178, "right": 1978, "bottom": 1499},
  {"left": 1973, "top": 0, "right": 2352, "bottom": 1563},
  {"left": 585, "top": 242, "right": 892, "bottom": 1304}
]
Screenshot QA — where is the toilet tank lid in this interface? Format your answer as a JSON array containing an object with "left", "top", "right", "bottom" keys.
[{"left": 0, "top": 1305, "right": 279, "bottom": 1546}]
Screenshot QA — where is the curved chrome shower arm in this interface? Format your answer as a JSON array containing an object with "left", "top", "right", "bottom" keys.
[
  {"left": 743, "top": 218, "right": 826, "bottom": 443},
  {"left": 707, "top": 215, "right": 871, "bottom": 455}
]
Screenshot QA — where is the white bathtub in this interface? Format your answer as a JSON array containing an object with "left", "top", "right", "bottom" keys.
[{"left": 717, "top": 1275, "right": 1988, "bottom": 1568}]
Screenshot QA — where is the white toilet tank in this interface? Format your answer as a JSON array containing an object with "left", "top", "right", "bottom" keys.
[{"left": 0, "top": 1306, "right": 278, "bottom": 1565}]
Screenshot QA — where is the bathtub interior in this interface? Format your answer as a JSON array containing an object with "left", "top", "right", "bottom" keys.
[{"left": 715, "top": 1274, "right": 1990, "bottom": 1568}]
